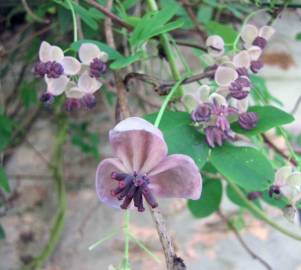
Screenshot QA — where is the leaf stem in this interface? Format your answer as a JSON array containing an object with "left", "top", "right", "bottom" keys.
[
  {"left": 146, "top": 0, "right": 184, "bottom": 96},
  {"left": 154, "top": 78, "right": 185, "bottom": 128},
  {"left": 224, "top": 178, "right": 301, "bottom": 241},
  {"left": 66, "top": 0, "right": 78, "bottom": 42}
]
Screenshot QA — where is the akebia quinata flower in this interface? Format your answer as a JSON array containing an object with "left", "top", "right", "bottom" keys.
[
  {"left": 95, "top": 117, "right": 202, "bottom": 212},
  {"left": 34, "top": 41, "right": 106, "bottom": 110}
]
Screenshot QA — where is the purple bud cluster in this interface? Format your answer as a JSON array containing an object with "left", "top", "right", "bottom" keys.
[
  {"left": 65, "top": 94, "right": 97, "bottom": 112},
  {"left": 34, "top": 61, "right": 64, "bottom": 78},
  {"left": 89, "top": 58, "right": 107, "bottom": 78},
  {"left": 229, "top": 76, "right": 251, "bottom": 100}
]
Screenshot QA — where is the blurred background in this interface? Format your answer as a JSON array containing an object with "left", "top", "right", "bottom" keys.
[{"left": 1, "top": 1, "right": 301, "bottom": 269}]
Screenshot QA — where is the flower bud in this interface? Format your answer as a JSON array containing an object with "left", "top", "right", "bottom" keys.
[
  {"left": 239, "top": 112, "right": 258, "bottom": 130},
  {"left": 191, "top": 103, "right": 211, "bottom": 122},
  {"left": 250, "top": 60, "right": 264, "bottom": 73}
]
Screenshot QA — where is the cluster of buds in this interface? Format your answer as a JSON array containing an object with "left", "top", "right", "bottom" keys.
[
  {"left": 34, "top": 41, "right": 108, "bottom": 111},
  {"left": 188, "top": 24, "right": 274, "bottom": 147},
  {"left": 269, "top": 166, "right": 301, "bottom": 222}
]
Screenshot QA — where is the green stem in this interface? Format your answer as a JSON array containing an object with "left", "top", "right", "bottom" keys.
[
  {"left": 154, "top": 78, "right": 185, "bottom": 128},
  {"left": 146, "top": 0, "right": 184, "bottom": 96},
  {"left": 22, "top": 116, "right": 68, "bottom": 270},
  {"left": 66, "top": 0, "right": 78, "bottom": 42},
  {"left": 123, "top": 210, "right": 130, "bottom": 267},
  {"left": 225, "top": 178, "right": 301, "bottom": 241}
]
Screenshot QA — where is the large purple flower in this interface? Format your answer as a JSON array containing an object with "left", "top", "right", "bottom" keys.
[{"left": 96, "top": 117, "right": 202, "bottom": 212}]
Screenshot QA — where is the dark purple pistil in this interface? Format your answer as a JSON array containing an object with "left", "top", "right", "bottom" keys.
[
  {"left": 269, "top": 185, "right": 281, "bottom": 198},
  {"left": 191, "top": 103, "right": 211, "bottom": 122},
  {"left": 236, "top": 67, "right": 249, "bottom": 77},
  {"left": 89, "top": 58, "right": 107, "bottom": 78},
  {"left": 40, "top": 92, "right": 54, "bottom": 105},
  {"left": 45, "top": 61, "right": 64, "bottom": 78},
  {"left": 34, "top": 62, "right": 47, "bottom": 77},
  {"left": 111, "top": 172, "right": 158, "bottom": 212},
  {"left": 239, "top": 112, "right": 258, "bottom": 130},
  {"left": 81, "top": 93, "right": 96, "bottom": 109},
  {"left": 65, "top": 98, "right": 81, "bottom": 112},
  {"left": 250, "top": 60, "right": 264, "bottom": 73},
  {"left": 252, "top": 36, "right": 267, "bottom": 49}
]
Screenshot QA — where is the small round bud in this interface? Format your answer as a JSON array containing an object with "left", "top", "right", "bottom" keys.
[
  {"left": 191, "top": 103, "right": 212, "bottom": 122},
  {"left": 250, "top": 60, "right": 264, "bottom": 73},
  {"left": 81, "top": 94, "right": 97, "bottom": 109},
  {"left": 65, "top": 98, "right": 81, "bottom": 112},
  {"left": 89, "top": 58, "right": 107, "bottom": 78},
  {"left": 252, "top": 36, "right": 267, "bottom": 49},
  {"left": 40, "top": 92, "right": 54, "bottom": 105},
  {"left": 239, "top": 112, "right": 258, "bottom": 130}
]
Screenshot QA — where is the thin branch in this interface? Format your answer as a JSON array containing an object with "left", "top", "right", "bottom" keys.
[
  {"left": 262, "top": 134, "right": 297, "bottom": 166},
  {"left": 85, "top": 0, "right": 132, "bottom": 31},
  {"left": 124, "top": 68, "right": 216, "bottom": 95},
  {"left": 291, "top": 95, "right": 301, "bottom": 115},
  {"left": 21, "top": 0, "right": 50, "bottom": 24},
  {"left": 218, "top": 210, "right": 273, "bottom": 270}
]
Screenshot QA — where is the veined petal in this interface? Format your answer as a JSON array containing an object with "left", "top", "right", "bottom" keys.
[
  {"left": 286, "top": 172, "right": 301, "bottom": 187},
  {"left": 78, "top": 73, "right": 102, "bottom": 93},
  {"left": 65, "top": 86, "right": 85, "bottom": 99},
  {"left": 233, "top": 51, "right": 251, "bottom": 68},
  {"left": 182, "top": 94, "right": 198, "bottom": 113},
  {"left": 199, "top": 85, "right": 211, "bottom": 102},
  {"left": 247, "top": 46, "right": 262, "bottom": 61},
  {"left": 100, "top": 51, "right": 109, "bottom": 62},
  {"left": 275, "top": 166, "right": 292, "bottom": 186},
  {"left": 45, "top": 75, "right": 69, "bottom": 96},
  {"left": 148, "top": 154, "right": 202, "bottom": 200},
  {"left": 241, "top": 24, "right": 258, "bottom": 44},
  {"left": 109, "top": 117, "right": 167, "bottom": 174},
  {"left": 215, "top": 66, "right": 238, "bottom": 86},
  {"left": 259, "top": 26, "right": 275, "bottom": 40},
  {"left": 79, "top": 43, "right": 101, "bottom": 64},
  {"left": 208, "top": 93, "right": 228, "bottom": 106},
  {"left": 39, "top": 41, "right": 52, "bottom": 62},
  {"left": 61, "top": 56, "right": 81, "bottom": 75},
  {"left": 50, "top": 45, "right": 64, "bottom": 62},
  {"left": 96, "top": 158, "right": 129, "bottom": 208}
]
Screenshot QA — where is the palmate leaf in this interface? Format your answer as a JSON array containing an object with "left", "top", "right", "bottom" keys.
[
  {"left": 188, "top": 177, "right": 222, "bottom": 218},
  {"left": 211, "top": 144, "right": 274, "bottom": 191},
  {"left": 232, "top": 105, "right": 294, "bottom": 136},
  {"left": 144, "top": 111, "right": 209, "bottom": 169}
]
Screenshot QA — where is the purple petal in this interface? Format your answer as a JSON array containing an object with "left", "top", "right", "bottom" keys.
[
  {"left": 109, "top": 117, "right": 168, "bottom": 174},
  {"left": 148, "top": 154, "right": 202, "bottom": 200},
  {"left": 95, "top": 158, "right": 129, "bottom": 208}
]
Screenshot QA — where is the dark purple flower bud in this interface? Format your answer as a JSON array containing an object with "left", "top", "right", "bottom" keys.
[
  {"left": 229, "top": 80, "right": 242, "bottom": 92},
  {"left": 230, "top": 90, "right": 249, "bottom": 100},
  {"left": 236, "top": 67, "right": 249, "bottom": 77},
  {"left": 239, "top": 112, "right": 258, "bottom": 130},
  {"left": 89, "top": 58, "right": 107, "bottom": 78},
  {"left": 252, "top": 36, "right": 267, "bottom": 49},
  {"left": 236, "top": 77, "right": 251, "bottom": 88},
  {"left": 81, "top": 93, "right": 97, "bottom": 109},
  {"left": 205, "top": 126, "right": 225, "bottom": 148},
  {"left": 191, "top": 103, "right": 212, "bottom": 122},
  {"left": 269, "top": 185, "right": 281, "bottom": 198},
  {"left": 250, "top": 60, "right": 264, "bottom": 73},
  {"left": 40, "top": 92, "right": 54, "bottom": 105},
  {"left": 45, "top": 61, "right": 64, "bottom": 78},
  {"left": 247, "top": 191, "right": 262, "bottom": 200},
  {"left": 34, "top": 62, "right": 47, "bottom": 77},
  {"left": 65, "top": 98, "right": 81, "bottom": 112}
]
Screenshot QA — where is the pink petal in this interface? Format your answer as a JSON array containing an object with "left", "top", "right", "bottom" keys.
[
  {"left": 61, "top": 56, "right": 81, "bottom": 75},
  {"left": 50, "top": 45, "right": 64, "bottom": 62},
  {"left": 45, "top": 75, "right": 69, "bottom": 96},
  {"left": 206, "top": 35, "right": 225, "bottom": 57},
  {"left": 259, "top": 26, "right": 275, "bottom": 40},
  {"left": 109, "top": 117, "right": 167, "bottom": 174},
  {"left": 95, "top": 158, "right": 129, "bottom": 207},
  {"left": 241, "top": 24, "right": 258, "bottom": 44},
  {"left": 78, "top": 73, "right": 102, "bottom": 93},
  {"left": 233, "top": 51, "right": 250, "bottom": 68},
  {"left": 214, "top": 66, "right": 238, "bottom": 86},
  {"left": 236, "top": 98, "right": 249, "bottom": 113},
  {"left": 275, "top": 166, "right": 292, "bottom": 186},
  {"left": 148, "top": 154, "right": 202, "bottom": 200},
  {"left": 65, "top": 87, "right": 85, "bottom": 99},
  {"left": 79, "top": 43, "right": 101, "bottom": 64},
  {"left": 39, "top": 41, "right": 51, "bottom": 62},
  {"left": 208, "top": 93, "right": 228, "bottom": 106},
  {"left": 247, "top": 46, "right": 262, "bottom": 61}
]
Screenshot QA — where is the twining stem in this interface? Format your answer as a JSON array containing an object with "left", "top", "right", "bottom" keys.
[
  {"left": 146, "top": 0, "right": 184, "bottom": 96},
  {"left": 154, "top": 78, "right": 185, "bottom": 128},
  {"left": 22, "top": 115, "right": 68, "bottom": 270},
  {"left": 224, "top": 177, "right": 301, "bottom": 241},
  {"left": 66, "top": 0, "right": 78, "bottom": 42},
  {"left": 123, "top": 210, "right": 130, "bottom": 267}
]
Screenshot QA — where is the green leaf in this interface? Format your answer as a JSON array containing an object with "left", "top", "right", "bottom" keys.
[
  {"left": 205, "top": 21, "right": 238, "bottom": 44},
  {"left": 188, "top": 178, "right": 222, "bottom": 218},
  {"left": 211, "top": 144, "right": 274, "bottom": 191},
  {"left": 72, "top": 2, "right": 98, "bottom": 30},
  {"left": 144, "top": 111, "right": 209, "bottom": 169},
  {"left": 0, "top": 167, "right": 10, "bottom": 193},
  {"left": 197, "top": 6, "right": 213, "bottom": 24},
  {"left": 232, "top": 105, "right": 294, "bottom": 136},
  {"left": 71, "top": 40, "right": 123, "bottom": 60},
  {"left": 20, "top": 82, "right": 38, "bottom": 108},
  {"left": 110, "top": 51, "right": 143, "bottom": 69},
  {"left": 261, "top": 190, "right": 289, "bottom": 209},
  {"left": 0, "top": 224, "right": 5, "bottom": 240},
  {"left": 295, "top": 32, "right": 301, "bottom": 41},
  {"left": 0, "top": 113, "right": 14, "bottom": 151}
]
